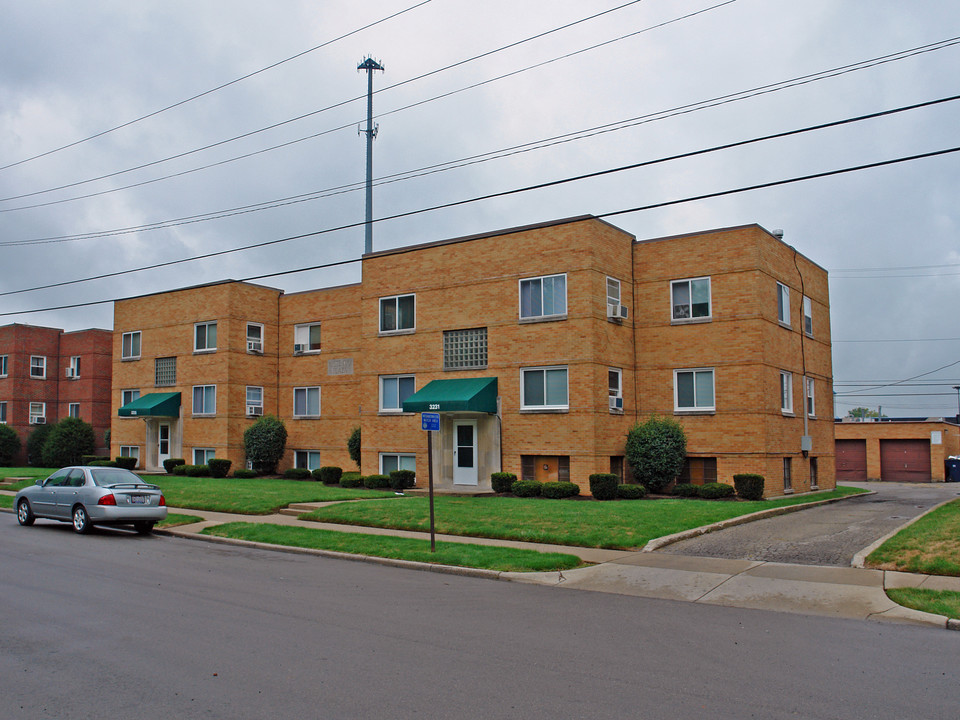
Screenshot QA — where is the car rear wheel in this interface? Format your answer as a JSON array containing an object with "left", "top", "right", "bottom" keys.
[
  {"left": 134, "top": 521, "right": 155, "bottom": 535},
  {"left": 72, "top": 505, "right": 91, "bottom": 534},
  {"left": 17, "top": 499, "right": 35, "bottom": 526}
]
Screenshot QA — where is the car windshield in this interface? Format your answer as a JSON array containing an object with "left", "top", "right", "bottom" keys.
[{"left": 90, "top": 467, "right": 148, "bottom": 487}]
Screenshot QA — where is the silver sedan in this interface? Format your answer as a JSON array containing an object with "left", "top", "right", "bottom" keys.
[{"left": 15, "top": 466, "right": 168, "bottom": 534}]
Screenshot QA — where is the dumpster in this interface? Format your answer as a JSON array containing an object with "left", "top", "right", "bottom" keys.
[{"left": 946, "top": 457, "right": 960, "bottom": 483}]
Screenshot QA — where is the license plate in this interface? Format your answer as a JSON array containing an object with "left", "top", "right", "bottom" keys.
[{"left": 130, "top": 495, "right": 146, "bottom": 504}]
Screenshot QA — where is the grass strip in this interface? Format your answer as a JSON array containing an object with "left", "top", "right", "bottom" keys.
[
  {"left": 886, "top": 587, "right": 960, "bottom": 620},
  {"left": 866, "top": 499, "right": 960, "bottom": 576},
  {"left": 0, "top": 495, "right": 13, "bottom": 509},
  {"left": 201, "top": 522, "right": 584, "bottom": 572},
  {"left": 158, "top": 513, "right": 204, "bottom": 529}
]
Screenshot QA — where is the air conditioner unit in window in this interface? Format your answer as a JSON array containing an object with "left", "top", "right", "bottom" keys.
[
  {"left": 65, "top": 368, "right": 75, "bottom": 378},
  {"left": 247, "top": 405, "right": 263, "bottom": 417},
  {"left": 609, "top": 396, "right": 623, "bottom": 411},
  {"left": 607, "top": 304, "right": 629, "bottom": 320},
  {"left": 247, "top": 340, "right": 263, "bottom": 354},
  {"left": 294, "top": 343, "right": 304, "bottom": 354},
  {"left": 31, "top": 416, "right": 46, "bottom": 425}
]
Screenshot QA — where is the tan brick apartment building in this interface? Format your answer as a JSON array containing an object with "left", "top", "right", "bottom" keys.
[
  {"left": 0, "top": 324, "right": 113, "bottom": 464},
  {"left": 835, "top": 418, "right": 960, "bottom": 482},
  {"left": 111, "top": 216, "right": 835, "bottom": 496}
]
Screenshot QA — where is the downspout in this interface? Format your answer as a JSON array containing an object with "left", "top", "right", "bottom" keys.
[
  {"left": 791, "top": 247, "right": 813, "bottom": 483},
  {"left": 631, "top": 240, "right": 639, "bottom": 423}
]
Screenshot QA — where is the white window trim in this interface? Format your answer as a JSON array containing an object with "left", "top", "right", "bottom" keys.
[
  {"left": 121, "top": 388, "right": 141, "bottom": 408},
  {"left": 379, "top": 374, "right": 415, "bottom": 413},
  {"left": 293, "top": 386, "right": 321, "bottom": 418},
  {"left": 0, "top": 401, "right": 7, "bottom": 424},
  {"left": 246, "top": 323, "right": 265, "bottom": 353},
  {"left": 520, "top": 365, "right": 569, "bottom": 411},
  {"left": 30, "top": 355, "right": 46, "bottom": 379},
  {"left": 192, "top": 384, "right": 217, "bottom": 416},
  {"left": 805, "top": 377, "right": 816, "bottom": 417},
  {"left": 193, "top": 448, "right": 216, "bottom": 465},
  {"left": 803, "top": 296, "right": 814, "bottom": 337},
  {"left": 29, "top": 402, "right": 46, "bottom": 423},
  {"left": 379, "top": 294, "right": 417, "bottom": 335},
  {"left": 294, "top": 450, "right": 322, "bottom": 470},
  {"left": 68, "top": 355, "right": 81, "bottom": 378},
  {"left": 68, "top": 403, "right": 81, "bottom": 419},
  {"left": 194, "top": 321, "right": 218, "bottom": 353},
  {"left": 246, "top": 386, "right": 264, "bottom": 407},
  {"left": 777, "top": 282, "right": 791, "bottom": 327},
  {"left": 379, "top": 452, "right": 416, "bottom": 474},
  {"left": 120, "top": 446, "right": 140, "bottom": 467},
  {"left": 0, "top": 354, "right": 9, "bottom": 377},
  {"left": 121, "top": 331, "right": 141, "bottom": 361},
  {"left": 519, "top": 273, "right": 567, "bottom": 322},
  {"left": 608, "top": 367, "right": 623, "bottom": 414},
  {"left": 670, "top": 277, "right": 712, "bottom": 323},
  {"left": 294, "top": 322, "right": 322, "bottom": 354},
  {"left": 780, "top": 371, "right": 794, "bottom": 414},
  {"left": 606, "top": 276, "right": 621, "bottom": 306},
  {"left": 673, "top": 368, "right": 715, "bottom": 412}
]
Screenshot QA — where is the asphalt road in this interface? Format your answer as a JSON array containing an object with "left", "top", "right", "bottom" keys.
[
  {"left": 659, "top": 482, "right": 960, "bottom": 565},
  {"left": 3, "top": 519, "right": 960, "bottom": 719}
]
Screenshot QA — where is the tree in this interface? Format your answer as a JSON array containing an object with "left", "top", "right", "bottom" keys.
[
  {"left": 0, "top": 424, "right": 21, "bottom": 466},
  {"left": 347, "top": 426, "right": 361, "bottom": 468},
  {"left": 846, "top": 407, "right": 884, "bottom": 419},
  {"left": 41, "top": 417, "right": 96, "bottom": 468},
  {"left": 625, "top": 416, "right": 687, "bottom": 493},
  {"left": 243, "top": 415, "right": 287, "bottom": 474},
  {"left": 26, "top": 423, "right": 55, "bottom": 466}
]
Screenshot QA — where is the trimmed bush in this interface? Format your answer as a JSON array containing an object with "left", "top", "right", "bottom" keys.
[
  {"left": 88, "top": 460, "right": 118, "bottom": 467},
  {"left": 340, "top": 474, "right": 364, "bottom": 488},
  {"left": 208, "top": 458, "right": 232, "bottom": 478},
  {"left": 283, "top": 467, "right": 312, "bottom": 480},
  {"left": 164, "top": 458, "right": 186, "bottom": 474},
  {"left": 673, "top": 483, "right": 700, "bottom": 498},
  {"left": 364, "top": 474, "right": 391, "bottom": 489},
  {"left": 541, "top": 481, "right": 579, "bottom": 499},
  {"left": 316, "top": 466, "right": 343, "bottom": 485},
  {"left": 511, "top": 479, "right": 542, "bottom": 497},
  {"left": 347, "top": 427, "right": 361, "bottom": 468},
  {"left": 490, "top": 472, "right": 517, "bottom": 494},
  {"left": 172, "top": 463, "right": 189, "bottom": 476},
  {"left": 625, "top": 416, "right": 687, "bottom": 493},
  {"left": 734, "top": 473, "right": 765, "bottom": 501},
  {"left": 589, "top": 473, "right": 619, "bottom": 501},
  {"left": 26, "top": 424, "right": 55, "bottom": 466},
  {"left": 41, "top": 417, "right": 96, "bottom": 468},
  {"left": 114, "top": 456, "right": 138, "bottom": 470},
  {"left": 82, "top": 455, "right": 110, "bottom": 465},
  {"left": 184, "top": 464, "right": 211, "bottom": 477},
  {"left": 698, "top": 482, "right": 735, "bottom": 499},
  {"left": 232, "top": 468, "right": 257, "bottom": 479},
  {"left": 0, "top": 424, "right": 21, "bottom": 466},
  {"left": 243, "top": 415, "right": 287, "bottom": 474},
  {"left": 389, "top": 469, "right": 416, "bottom": 491},
  {"left": 617, "top": 484, "right": 647, "bottom": 500}
]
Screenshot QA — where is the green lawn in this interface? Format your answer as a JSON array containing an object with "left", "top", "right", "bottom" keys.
[
  {"left": 157, "top": 513, "right": 204, "bottom": 528},
  {"left": 867, "top": 499, "right": 960, "bottom": 576},
  {"left": 0, "top": 467, "right": 56, "bottom": 490},
  {"left": 201, "top": 522, "right": 583, "bottom": 572},
  {"left": 0, "top": 494, "right": 12, "bottom": 509},
  {"left": 300, "top": 486, "right": 866, "bottom": 550},
  {"left": 886, "top": 588, "right": 960, "bottom": 621}
]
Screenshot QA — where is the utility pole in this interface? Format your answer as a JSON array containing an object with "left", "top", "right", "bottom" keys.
[{"left": 358, "top": 57, "right": 384, "bottom": 256}]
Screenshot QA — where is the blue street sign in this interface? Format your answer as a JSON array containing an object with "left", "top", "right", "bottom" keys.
[{"left": 421, "top": 412, "right": 440, "bottom": 431}]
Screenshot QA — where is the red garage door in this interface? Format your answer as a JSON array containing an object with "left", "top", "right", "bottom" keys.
[
  {"left": 879, "top": 439, "right": 931, "bottom": 482},
  {"left": 836, "top": 439, "right": 867, "bottom": 481}
]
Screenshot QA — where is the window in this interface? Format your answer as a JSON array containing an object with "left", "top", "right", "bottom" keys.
[
  {"left": 122, "top": 331, "right": 141, "bottom": 360},
  {"left": 780, "top": 371, "right": 793, "bottom": 414},
  {"left": 29, "top": 402, "right": 45, "bottom": 423},
  {"left": 777, "top": 282, "right": 791, "bottom": 326},
  {"left": 0, "top": 402, "right": 6, "bottom": 423},
  {"left": 783, "top": 457, "right": 793, "bottom": 492},
  {"left": 194, "top": 321, "right": 218, "bottom": 352},
  {"left": 674, "top": 369, "right": 715, "bottom": 411},
  {"left": 671, "top": 277, "right": 711, "bottom": 321},
  {"left": 379, "top": 294, "right": 415, "bottom": 333},
  {"left": 294, "top": 323, "right": 322, "bottom": 353},
  {"left": 293, "top": 387, "right": 321, "bottom": 417},
  {"left": 805, "top": 377, "right": 816, "bottom": 417},
  {"left": 608, "top": 368, "right": 623, "bottom": 412},
  {"left": 295, "top": 450, "right": 321, "bottom": 470},
  {"left": 679, "top": 457, "right": 718, "bottom": 485},
  {"left": 155, "top": 357, "right": 176, "bottom": 386},
  {"left": 68, "top": 403, "right": 81, "bottom": 419},
  {"left": 443, "top": 327, "right": 487, "bottom": 370},
  {"left": 246, "top": 323, "right": 264, "bottom": 353},
  {"left": 380, "top": 453, "right": 416, "bottom": 474},
  {"left": 0, "top": 355, "right": 8, "bottom": 377},
  {"left": 192, "top": 385, "right": 216, "bottom": 415},
  {"left": 246, "top": 386, "right": 263, "bottom": 415},
  {"left": 521, "top": 455, "right": 570, "bottom": 482},
  {"left": 803, "top": 296, "right": 813, "bottom": 336},
  {"left": 520, "top": 274, "right": 566, "bottom": 320},
  {"left": 606, "top": 277, "right": 621, "bottom": 307},
  {"left": 30, "top": 356, "right": 46, "bottom": 379},
  {"left": 120, "top": 446, "right": 140, "bottom": 468},
  {"left": 67, "top": 356, "right": 81, "bottom": 378},
  {"left": 380, "top": 375, "right": 415, "bottom": 412},
  {"left": 810, "top": 457, "right": 819, "bottom": 489},
  {"left": 121, "top": 389, "right": 141, "bottom": 408},
  {"left": 193, "top": 448, "right": 216, "bottom": 465},
  {"left": 521, "top": 367, "right": 568, "bottom": 410}
]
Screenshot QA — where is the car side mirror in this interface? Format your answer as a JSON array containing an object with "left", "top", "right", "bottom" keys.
[{"left": 35, "top": 479, "right": 43, "bottom": 486}]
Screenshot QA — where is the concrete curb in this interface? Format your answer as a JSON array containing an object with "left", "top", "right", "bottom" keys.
[
  {"left": 642, "top": 490, "right": 876, "bottom": 552},
  {"left": 851, "top": 496, "right": 959, "bottom": 568}
]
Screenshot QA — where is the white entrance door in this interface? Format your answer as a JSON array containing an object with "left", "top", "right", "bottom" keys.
[
  {"left": 158, "top": 423, "right": 171, "bottom": 466},
  {"left": 452, "top": 420, "right": 478, "bottom": 485}
]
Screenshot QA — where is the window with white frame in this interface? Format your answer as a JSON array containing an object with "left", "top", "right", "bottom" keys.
[
  {"left": 0, "top": 355, "right": 8, "bottom": 377},
  {"left": 30, "top": 356, "right": 46, "bottom": 379},
  {"left": 192, "top": 385, "right": 216, "bottom": 415},
  {"left": 295, "top": 450, "right": 321, "bottom": 470},
  {"left": 380, "top": 453, "right": 416, "bottom": 474},
  {"left": 803, "top": 296, "right": 813, "bottom": 336},
  {"left": 780, "top": 371, "right": 793, "bottom": 413},
  {"left": 805, "top": 377, "right": 816, "bottom": 417},
  {"left": 67, "top": 356, "right": 81, "bottom": 378},
  {"left": 246, "top": 323, "right": 264, "bottom": 354},
  {"left": 155, "top": 357, "right": 176, "bottom": 386},
  {"left": 777, "top": 282, "right": 791, "bottom": 326},
  {"left": 443, "top": 327, "right": 487, "bottom": 370},
  {"left": 608, "top": 368, "right": 623, "bottom": 412},
  {"left": 606, "top": 276, "right": 621, "bottom": 307},
  {"left": 68, "top": 403, "right": 80, "bottom": 419},
  {"left": 246, "top": 386, "right": 263, "bottom": 415},
  {"left": 0, "top": 401, "right": 6, "bottom": 423},
  {"left": 380, "top": 375, "right": 415, "bottom": 412},
  {"left": 29, "top": 402, "right": 45, "bottom": 423},
  {"left": 674, "top": 369, "right": 715, "bottom": 411},
  {"left": 379, "top": 294, "right": 415, "bottom": 333},
  {"left": 122, "top": 331, "right": 141, "bottom": 360},
  {"left": 521, "top": 366, "right": 569, "bottom": 410},
  {"left": 120, "top": 446, "right": 140, "bottom": 467},
  {"left": 294, "top": 323, "right": 322, "bottom": 353},
  {"left": 519, "top": 274, "right": 566, "bottom": 320},
  {"left": 121, "top": 389, "right": 140, "bottom": 407},
  {"left": 671, "top": 277, "right": 711, "bottom": 321},
  {"left": 194, "top": 321, "right": 217, "bottom": 352},
  {"left": 293, "top": 386, "right": 321, "bottom": 417},
  {"left": 193, "top": 448, "right": 216, "bottom": 465}
]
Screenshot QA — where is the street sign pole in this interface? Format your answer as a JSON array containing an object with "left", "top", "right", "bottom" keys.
[{"left": 421, "top": 412, "right": 440, "bottom": 553}]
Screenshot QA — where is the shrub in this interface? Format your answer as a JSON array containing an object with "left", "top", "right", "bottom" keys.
[
  {"left": 733, "top": 473, "right": 765, "bottom": 501},
  {"left": 490, "top": 472, "right": 517, "bottom": 494},
  {"left": 172, "top": 463, "right": 189, "bottom": 476},
  {"left": 316, "top": 466, "right": 343, "bottom": 485},
  {"left": 232, "top": 468, "right": 257, "bottom": 479},
  {"left": 698, "top": 482, "right": 735, "bottom": 499},
  {"left": 389, "top": 469, "right": 416, "bottom": 491},
  {"left": 82, "top": 455, "right": 110, "bottom": 465},
  {"left": 26, "top": 424, "right": 55, "bottom": 466},
  {"left": 243, "top": 415, "right": 287, "bottom": 474},
  {"left": 673, "top": 483, "right": 700, "bottom": 498},
  {"left": 284, "top": 467, "right": 312, "bottom": 480},
  {"left": 164, "top": 458, "right": 186, "bottom": 474},
  {"left": 114, "top": 456, "right": 138, "bottom": 470},
  {"left": 208, "top": 458, "right": 232, "bottom": 478},
  {"left": 625, "top": 416, "right": 687, "bottom": 493},
  {"left": 41, "top": 417, "right": 96, "bottom": 468},
  {"left": 541, "top": 481, "right": 579, "bottom": 499},
  {"left": 617, "top": 484, "right": 647, "bottom": 500},
  {"left": 88, "top": 460, "right": 117, "bottom": 467},
  {"left": 364, "top": 474, "right": 391, "bottom": 489},
  {"left": 184, "top": 464, "right": 211, "bottom": 477},
  {"left": 0, "top": 424, "right": 21, "bottom": 466},
  {"left": 340, "top": 474, "right": 364, "bottom": 488},
  {"left": 511, "top": 479, "right": 542, "bottom": 498},
  {"left": 347, "top": 427, "right": 361, "bottom": 468},
  {"left": 589, "top": 473, "right": 619, "bottom": 501}
]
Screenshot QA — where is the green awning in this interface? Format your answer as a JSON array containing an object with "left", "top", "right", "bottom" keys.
[
  {"left": 118, "top": 392, "right": 181, "bottom": 417},
  {"left": 402, "top": 377, "right": 498, "bottom": 414}
]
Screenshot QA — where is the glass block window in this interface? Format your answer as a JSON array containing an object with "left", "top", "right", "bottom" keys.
[
  {"left": 155, "top": 357, "right": 176, "bottom": 386},
  {"left": 443, "top": 327, "right": 487, "bottom": 370}
]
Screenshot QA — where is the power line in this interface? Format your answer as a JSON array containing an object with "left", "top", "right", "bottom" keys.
[
  {"left": 832, "top": 337, "right": 960, "bottom": 343},
  {"left": 833, "top": 358, "right": 960, "bottom": 396}
]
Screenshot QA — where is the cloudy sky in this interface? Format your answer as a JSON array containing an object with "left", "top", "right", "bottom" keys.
[{"left": 1, "top": 0, "right": 959, "bottom": 419}]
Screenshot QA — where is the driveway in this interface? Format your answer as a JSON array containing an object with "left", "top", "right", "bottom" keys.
[{"left": 658, "top": 482, "right": 960, "bottom": 566}]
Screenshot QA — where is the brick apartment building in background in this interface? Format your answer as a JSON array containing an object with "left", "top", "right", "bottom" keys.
[
  {"left": 111, "top": 216, "right": 835, "bottom": 497},
  {"left": 0, "top": 324, "right": 113, "bottom": 464}
]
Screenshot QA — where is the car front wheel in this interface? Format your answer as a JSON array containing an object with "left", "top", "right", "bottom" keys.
[
  {"left": 72, "top": 505, "right": 91, "bottom": 534},
  {"left": 17, "top": 499, "right": 35, "bottom": 526}
]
